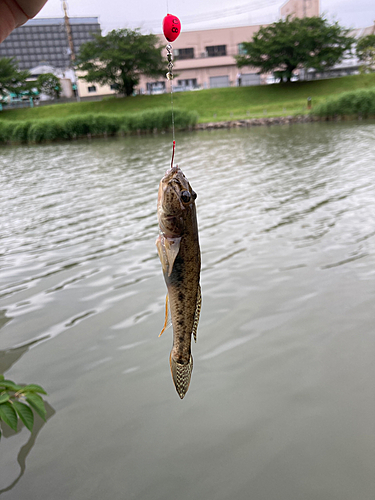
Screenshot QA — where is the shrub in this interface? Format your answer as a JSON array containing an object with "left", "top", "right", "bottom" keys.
[
  {"left": 28, "top": 120, "right": 62, "bottom": 143},
  {"left": 92, "top": 114, "right": 122, "bottom": 135},
  {"left": 0, "top": 121, "right": 13, "bottom": 144},
  {"left": 11, "top": 121, "right": 33, "bottom": 143},
  {"left": 63, "top": 114, "right": 95, "bottom": 137},
  {"left": 0, "top": 108, "right": 199, "bottom": 145},
  {"left": 313, "top": 87, "right": 375, "bottom": 118}
]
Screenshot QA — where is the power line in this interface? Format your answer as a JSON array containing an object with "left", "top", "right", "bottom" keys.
[{"left": 102, "top": 0, "right": 280, "bottom": 31}]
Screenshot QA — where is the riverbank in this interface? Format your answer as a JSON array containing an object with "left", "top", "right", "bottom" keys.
[
  {"left": 2, "top": 110, "right": 375, "bottom": 146},
  {"left": 195, "top": 114, "right": 317, "bottom": 130},
  {"left": 1, "top": 73, "right": 375, "bottom": 124}
]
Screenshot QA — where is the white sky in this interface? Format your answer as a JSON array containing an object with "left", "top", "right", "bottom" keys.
[{"left": 36, "top": 0, "right": 375, "bottom": 34}]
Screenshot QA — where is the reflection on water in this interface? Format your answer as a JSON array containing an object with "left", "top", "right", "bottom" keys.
[
  {"left": 0, "top": 402, "right": 55, "bottom": 495},
  {"left": 0, "top": 122, "right": 374, "bottom": 499}
]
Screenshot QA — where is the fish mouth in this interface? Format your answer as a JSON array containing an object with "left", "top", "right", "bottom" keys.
[{"left": 162, "top": 165, "right": 180, "bottom": 182}]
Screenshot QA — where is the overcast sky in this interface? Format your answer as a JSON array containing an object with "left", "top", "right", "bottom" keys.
[{"left": 36, "top": 0, "right": 375, "bottom": 34}]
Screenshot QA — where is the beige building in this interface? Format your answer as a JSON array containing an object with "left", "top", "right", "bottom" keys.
[
  {"left": 76, "top": 71, "right": 116, "bottom": 99},
  {"left": 138, "top": 24, "right": 265, "bottom": 93},
  {"left": 139, "top": 0, "right": 321, "bottom": 93},
  {"left": 280, "top": 0, "right": 320, "bottom": 19}
]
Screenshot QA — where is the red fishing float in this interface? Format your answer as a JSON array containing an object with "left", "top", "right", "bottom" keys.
[{"left": 162, "top": 14, "right": 181, "bottom": 42}]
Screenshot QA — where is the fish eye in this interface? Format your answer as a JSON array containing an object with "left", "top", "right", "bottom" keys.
[
  {"left": 192, "top": 191, "right": 197, "bottom": 200},
  {"left": 181, "top": 191, "right": 191, "bottom": 203}
]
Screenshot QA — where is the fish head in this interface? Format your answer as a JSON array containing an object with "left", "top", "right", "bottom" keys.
[{"left": 157, "top": 166, "right": 197, "bottom": 237}]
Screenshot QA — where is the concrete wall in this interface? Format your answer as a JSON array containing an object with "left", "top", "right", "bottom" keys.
[
  {"left": 280, "top": 0, "right": 320, "bottom": 19},
  {"left": 60, "top": 78, "right": 74, "bottom": 99}
]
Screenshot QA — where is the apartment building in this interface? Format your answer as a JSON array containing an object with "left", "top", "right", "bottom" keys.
[
  {"left": 0, "top": 17, "right": 100, "bottom": 71},
  {"left": 138, "top": 24, "right": 265, "bottom": 93}
]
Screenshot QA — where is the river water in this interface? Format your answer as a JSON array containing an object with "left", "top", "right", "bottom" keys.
[{"left": 0, "top": 121, "right": 374, "bottom": 499}]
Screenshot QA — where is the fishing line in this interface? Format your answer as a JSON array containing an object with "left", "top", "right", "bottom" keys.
[
  {"left": 162, "top": 13, "right": 181, "bottom": 168},
  {"left": 166, "top": 43, "right": 176, "bottom": 167}
]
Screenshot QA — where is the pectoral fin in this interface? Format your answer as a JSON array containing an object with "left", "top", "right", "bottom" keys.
[
  {"left": 164, "top": 237, "right": 181, "bottom": 276},
  {"left": 156, "top": 235, "right": 167, "bottom": 274},
  {"left": 156, "top": 235, "right": 181, "bottom": 277},
  {"left": 191, "top": 284, "right": 201, "bottom": 343}
]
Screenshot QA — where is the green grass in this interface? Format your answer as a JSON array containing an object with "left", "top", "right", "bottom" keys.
[
  {"left": 1, "top": 73, "right": 375, "bottom": 124},
  {"left": 0, "top": 108, "right": 198, "bottom": 145},
  {"left": 313, "top": 87, "right": 375, "bottom": 118}
]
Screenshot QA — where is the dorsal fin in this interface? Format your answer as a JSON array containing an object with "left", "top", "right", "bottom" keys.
[{"left": 191, "top": 284, "right": 201, "bottom": 343}]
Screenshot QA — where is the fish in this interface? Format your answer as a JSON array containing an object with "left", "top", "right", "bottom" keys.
[{"left": 156, "top": 165, "right": 201, "bottom": 399}]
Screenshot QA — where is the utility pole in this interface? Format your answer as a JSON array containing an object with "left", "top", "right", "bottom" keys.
[{"left": 62, "top": 0, "right": 80, "bottom": 101}]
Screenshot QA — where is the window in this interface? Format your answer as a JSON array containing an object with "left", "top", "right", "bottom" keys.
[
  {"left": 206, "top": 45, "right": 227, "bottom": 57},
  {"left": 87, "top": 85, "right": 97, "bottom": 93},
  {"left": 174, "top": 47, "right": 194, "bottom": 60},
  {"left": 177, "top": 78, "right": 197, "bottom": 88},
  {"left": 238, "top": 43, "right": 247, "bottom": 55}
]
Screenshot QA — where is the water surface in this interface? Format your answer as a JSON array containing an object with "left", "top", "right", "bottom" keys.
[{"left": 0, "top": 122, "right": 374, "bottom": 499}]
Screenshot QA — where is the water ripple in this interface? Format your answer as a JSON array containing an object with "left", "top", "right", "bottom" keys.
[{"left": 1, "top": 122, "right": 375, "bottom": 352}]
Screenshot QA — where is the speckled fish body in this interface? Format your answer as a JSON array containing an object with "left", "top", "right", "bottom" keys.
[{"left": 156, "top": 166, "right": 201, "bottom": 399}]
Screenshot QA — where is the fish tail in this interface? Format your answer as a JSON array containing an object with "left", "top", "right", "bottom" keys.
[{"left": 169, "top": 352, "right": 193, "bottom": 399}]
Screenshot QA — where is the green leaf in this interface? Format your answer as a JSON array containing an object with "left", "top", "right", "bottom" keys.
[
  {"left": 0, "top": 374, "right": 4, "bottom": 381},
  {"left": 0, "top": 393, "right": 10, "bottom": 404},
  {"left": 0, "top": 380, "right": 22, "bottom": 391},
  {"left": 21, "top": 384, "right": 48, "bottom": 395},
  {"left": 13, "top": 401, "right": 34, "bottom": 431},
  {"left": 26, "top": 394, "right": 46, "bottom": 421},
  {"left": 0, "top": 402, "right": 18, "bottom": 431}
]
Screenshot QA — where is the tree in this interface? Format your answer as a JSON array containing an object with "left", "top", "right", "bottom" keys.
[
  {"left": 37, "top": 73, "right": 62, "bottom": 99},
  {"left": 356, "top": 34, "right": 375, "bottom": 73},
  {"left": 0, "top": 57, "right": 30, "bottom": 101},
  {"left": 76, "top": 28, "right": 165, "bottom": 96},
  {"left": 236, "top": 16, "right": 355, "bottom": 82}
]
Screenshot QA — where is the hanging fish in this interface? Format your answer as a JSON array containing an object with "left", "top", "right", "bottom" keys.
[{"left": 156, "top": 165, "right": 201, "bottom": 399}]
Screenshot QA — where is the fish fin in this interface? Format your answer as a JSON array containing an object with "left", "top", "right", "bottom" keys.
[
  {"left": 192, "top": 284, "right": 201, "bottom": 343},
  {"left": 159, "top": 293, "right": 169, "bottom": 337},
  {"left": 155, "top": 235, "right": 167, "bottom": 274},
  {"left": 169, "top": 352, "right": 193, "bottom": 400},
  {"left": 164, "top": 237, "right": 181, "bottom": 276}
]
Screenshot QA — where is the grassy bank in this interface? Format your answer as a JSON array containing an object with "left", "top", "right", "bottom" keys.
[
  {"left": 0, "top": 108, "right": 198, "bottom": 145},
  {"left": 312, "top": 87, "right": 375, "bottom": 118},
  {"left": 1, "top": 73, "right": 375, "bottom": 124}
]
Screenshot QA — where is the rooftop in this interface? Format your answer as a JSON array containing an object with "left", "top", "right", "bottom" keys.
[{"left": 25, "top": 17, "right": 99, "bottom": 26}]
